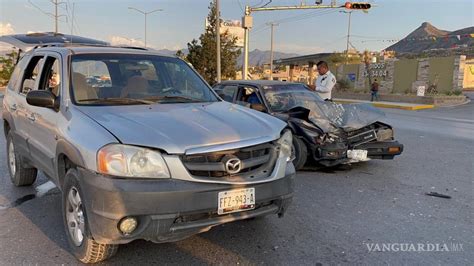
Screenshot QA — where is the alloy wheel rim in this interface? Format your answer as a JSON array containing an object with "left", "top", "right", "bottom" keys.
[
  {"left": 66, "top": 187, "right": 85, "bottom": 246},
  {"left": 8, "top": 141, "right": 16, "bottom": 176}
]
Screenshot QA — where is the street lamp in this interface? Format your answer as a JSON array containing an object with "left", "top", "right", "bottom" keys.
[
  {"left": 340, "top": 10, "right": 353, "bottom": 64},
  {"left": 128, "top": 7, "right": 163, "bottom": 48}
]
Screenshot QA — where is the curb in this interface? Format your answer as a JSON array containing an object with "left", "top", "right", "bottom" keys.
[
  {"left": 436, "top": 98, "right": 471, "bottom": 108},
  {"left": 334, "top": 99, "right": 435, "bottom": 111}
]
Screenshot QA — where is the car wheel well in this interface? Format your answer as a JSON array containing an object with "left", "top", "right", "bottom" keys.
[
  {"left": 57, "top": 154, "right": 76, "bottom": 187},
  {"left": 3, "top": 120, "right": 10, "bottom": 138}
]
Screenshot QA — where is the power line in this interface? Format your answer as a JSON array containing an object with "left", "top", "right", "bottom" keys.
[
  {"left": 250, "top": 8, "right": 337, "bottom": 37},
  {"left": 28, "top": 0, "right": 68, "bottom": 33}
]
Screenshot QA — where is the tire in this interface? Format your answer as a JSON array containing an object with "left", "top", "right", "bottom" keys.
[
  {"left": 292, "top": 136, "right": 308, "bottom": 170},
  {"left": 6, "top": 132, "right": 37, "bottom": 186},
  {"left": 62, "top": 169, "right": 118, "bottom": 263}
]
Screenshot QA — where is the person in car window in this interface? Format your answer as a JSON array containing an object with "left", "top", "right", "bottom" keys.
[
  {"left": 314, "top": 61, "right": 336, "bottom": 101},
  {"left": 247, "top": 92, "right": 261, "bottom": 104},
  {"left": 48, "top": 71, "right": 60, "bottom": 96}
]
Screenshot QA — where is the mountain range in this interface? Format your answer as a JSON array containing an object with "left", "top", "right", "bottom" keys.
[{"left": 386, "top": 22, "right": 473, "bottom": 53}]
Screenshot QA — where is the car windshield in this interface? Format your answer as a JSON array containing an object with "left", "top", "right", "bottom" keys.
[
  {"left": 70, "top": 54, "right": 218, "bottom": 105},
  {"left": 262, "top": 84, "right": 323, "bottom": 112}
]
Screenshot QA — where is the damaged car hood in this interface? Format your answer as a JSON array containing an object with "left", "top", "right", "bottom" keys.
[
  {"left": 77, "top": 101, "right": 285, "bottom": 154},
  {"left": 288, "top": 101, "right": 385, "bottom": 133}
]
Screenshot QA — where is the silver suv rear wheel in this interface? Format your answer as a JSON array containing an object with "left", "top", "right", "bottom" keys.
[
  {"left": 8, "top": 141, "right": 16, "bottom": 176},
  {"left": 6, "top": 132, "right": 37, "bottom": 186}
]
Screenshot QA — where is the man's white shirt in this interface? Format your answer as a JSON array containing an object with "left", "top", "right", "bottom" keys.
[{"left": 315, "top": 71, "right": 336, "bottom": 100}]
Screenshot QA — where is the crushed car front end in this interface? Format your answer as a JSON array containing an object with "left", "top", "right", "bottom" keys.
[{"left": 308, "top": 121, "right": 403, "bottom": 166}]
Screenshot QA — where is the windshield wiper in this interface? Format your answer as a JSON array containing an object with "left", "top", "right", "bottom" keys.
[
  {"left": 77, "top": 98, "right": 155, "bottom": 105},
  {"left": 144, "top": 95, "right": 204, "bottom": 103}
]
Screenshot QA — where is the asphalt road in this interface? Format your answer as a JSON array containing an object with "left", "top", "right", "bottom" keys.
[{"left": 0, "top": 96, "right": 472, "bottom": 265}]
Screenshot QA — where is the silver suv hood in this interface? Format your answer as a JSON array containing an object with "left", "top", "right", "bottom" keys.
[{"left": 77, "top": 101, "right": 285, "bottom": 154}]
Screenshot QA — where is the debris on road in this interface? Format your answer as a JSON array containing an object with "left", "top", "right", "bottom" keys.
[{"left": 425, "top": 192, "right": 452, "bottom": 199}]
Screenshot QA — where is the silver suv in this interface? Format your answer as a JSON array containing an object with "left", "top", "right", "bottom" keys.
[{"left": 1, "top": 34, "right": 295, "bottom": 263}]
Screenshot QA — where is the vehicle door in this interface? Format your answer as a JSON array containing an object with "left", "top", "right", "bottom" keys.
[
  {"left": 3, "top": 53, "right": 30, "bottom": 157},
  {"left": 25, "top": 53, "right": 62, "bottom": 178},
  {"left": 14, "top": 55, "right": 46, "bottom": 159}
]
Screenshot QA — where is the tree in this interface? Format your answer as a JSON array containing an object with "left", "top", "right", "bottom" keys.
[
  {"left": 363, "top": 50, "right": 373, "bottom": 87},
  {"left": 0, "top": 50, "right": 18, "bottom": 86},
  {"left": 328, "top": 52, "right": 361, "bottom": 65},
  {"left": 175, "top": 50, "right": 186, "bottom": 60},
  {"left": 186, "top": 1, "right": 241, "bottom": 85}
]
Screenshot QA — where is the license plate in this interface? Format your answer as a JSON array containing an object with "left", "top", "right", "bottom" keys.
[
  {"left": 347, "top": 149, "right": 368, "bottom": 161},
  {"left": 218, "top": 188, "right": 255, "bottom": 215},
  {"left": 348, "top": 130, "right": 377, "bottom": 146}
]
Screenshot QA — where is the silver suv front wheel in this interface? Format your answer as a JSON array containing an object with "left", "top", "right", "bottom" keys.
[
  {"left": 62, "top": 169, "right": 118, "bottom": 263},
  {"left": 66, "top": 187, "right": 85, "bottom": 246}
]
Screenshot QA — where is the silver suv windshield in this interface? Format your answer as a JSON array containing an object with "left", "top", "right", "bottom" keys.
[
  {"left": 70, "top": 54, "right": 218, "bottom": 105},
  {"left": 262, "top": 84, "right": 323, "bottom": 112}
]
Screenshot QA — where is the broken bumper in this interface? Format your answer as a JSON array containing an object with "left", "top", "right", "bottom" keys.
[
  {"left": 77, "top": 167, "right": 295, "bottom": 245},
  {"left": 358, "top": 140, "right": 404, "bottom": 159},
  {"left": 312, "top": 140, "right": 403, "bottom": 166}
]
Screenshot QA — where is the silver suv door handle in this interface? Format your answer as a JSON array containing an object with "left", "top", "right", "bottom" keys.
[
  {"left": 10, "top": 104, "right": 17, "bottom": 111},
  {"left": 28, "top": 114, "right": 36, "bottom": 122}
]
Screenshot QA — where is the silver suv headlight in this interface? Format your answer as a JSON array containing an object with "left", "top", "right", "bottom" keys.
[
  {"left": 97, "top": 144, "right": 170, "bottom": 178},
  {"left": 278, "top": 130, "right": 294, "bottom": 162}
]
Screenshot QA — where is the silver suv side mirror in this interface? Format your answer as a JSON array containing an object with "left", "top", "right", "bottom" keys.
[{"left": 26, "top": 90, "right": 59, "bottom": 110}]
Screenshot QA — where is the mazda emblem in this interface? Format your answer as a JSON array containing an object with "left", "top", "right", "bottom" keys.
[{"left": 225, "top": 157, "right": 242, "bottom": 174}]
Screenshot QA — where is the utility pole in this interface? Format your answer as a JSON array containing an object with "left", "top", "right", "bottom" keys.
[
  {"left": 266, "top": 22, "right": 278, "bottom": 80},
  {"left": 340, "top": 10, "right": 352, "bottom": 64},
  {"left": 216, "top": 0, "right": 221, "bottom": 83},
  {"left": 70, "top": 2, "right": 74, "bottom": 41},
  {"left": 51, "top": 0, "right": 67, "bottom": 33},
  {"left": 128, "top": 7, "right": 163, "bottom": 48},
  {"left": 28, "top": 0, "right": 67, "bottom": 34},
  {"left": 54, "top": 0, "right": 58, "bottom": 33}
]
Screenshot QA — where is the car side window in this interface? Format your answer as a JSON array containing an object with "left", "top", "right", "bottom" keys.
[
  {"left": 218, "top": 85, "right": 238, "bottom": 102},
  {"left": 38, "top": 56, "right": 61, "bottom": 96},
  {"left": 237, "top": 86, "right": 262, "bottom": 106},
  {"left": 20, "top": 55, "right": 44, "bottom": 95},
  {"left": 7, "top": 55, "right": 30, "bottom": 92}
]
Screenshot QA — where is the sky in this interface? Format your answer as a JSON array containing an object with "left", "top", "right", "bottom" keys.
[{"left": 0, "top": 0, "right": 473, "bottom": 55}]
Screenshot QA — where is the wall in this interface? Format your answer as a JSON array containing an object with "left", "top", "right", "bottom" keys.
[
  {"left": 281, "top": 54, "right": 467, "bottom": 94},
  {"left": 428, "top": 56, "right": 455, "bottom": 92},
  {"left": 463, "top": 59, "right": 474, "bottom": 90},
  {"left": 393, "top": 59, "right": 418, "bottom": 94}
]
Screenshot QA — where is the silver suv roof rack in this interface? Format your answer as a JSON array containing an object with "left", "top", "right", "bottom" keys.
[{"left": 32, "top": 42, "right": 148, "bottom": 50}]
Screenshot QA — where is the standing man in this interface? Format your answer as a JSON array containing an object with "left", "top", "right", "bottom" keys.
[
  {"left": 371, "top": 79, "right": 379, "bottom": 102},
  {"left": 315, "top": 61, "right": 336, "bottom": 101}
]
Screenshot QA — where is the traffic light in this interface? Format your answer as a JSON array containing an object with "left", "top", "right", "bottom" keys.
[{"left": 344, "top": 2, "right": 371, "bottom": 10}]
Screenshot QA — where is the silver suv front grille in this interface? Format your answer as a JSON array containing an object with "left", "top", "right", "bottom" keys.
[{"left": 181, "top": 142, "right": 278, "bottom": 180}]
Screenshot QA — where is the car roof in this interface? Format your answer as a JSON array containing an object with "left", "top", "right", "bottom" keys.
[
  {"left": 35, "top": 46, "right": 175, "bottom": 57},
  {"left": 218, "top": 80, "right": 304, "bottom": 88},
  {"left": 1, "top": 32, "right": 175, "bottom": 58}
]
